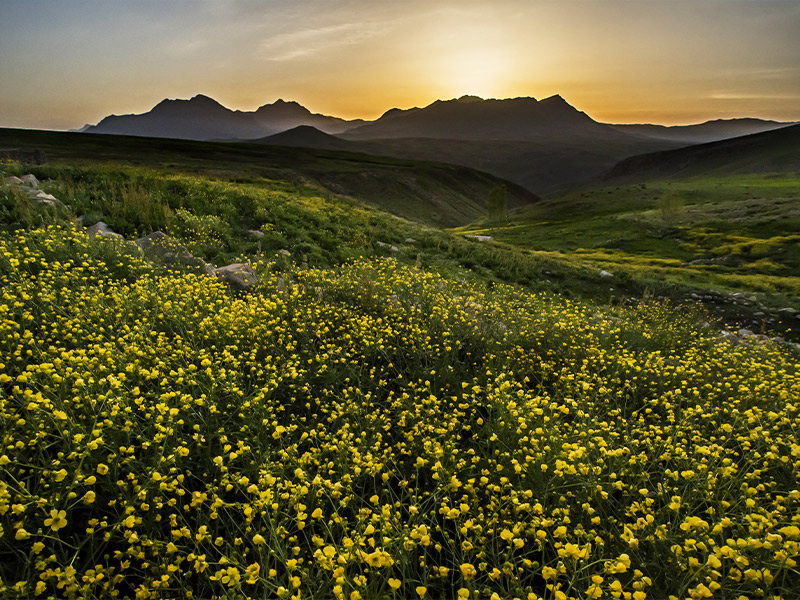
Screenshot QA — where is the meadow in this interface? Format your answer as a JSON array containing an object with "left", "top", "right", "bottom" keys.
[
  {"left": 1, "top": 142, "right": 799, "bottom": 599},
  {"left": 461, "top": 175, "right": 800, "bottom": 339}
]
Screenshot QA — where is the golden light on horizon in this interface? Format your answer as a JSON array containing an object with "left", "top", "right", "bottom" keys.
[
  {"left": 437, "top": 47, "right": 517, "bottom": 100},
  {"left": 0, "top": 1, "right": 798, "bottom": 130}
]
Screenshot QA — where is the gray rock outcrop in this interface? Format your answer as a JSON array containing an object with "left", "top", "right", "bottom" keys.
[
  {"left": 87, "top": 221, "right": 122, "bottom": 238},
  {"left": 214, "top": 263, "right": 257, "bottom": 291},
  {"left": 20, "top": 174, "right": 39, "bottom": 188}
]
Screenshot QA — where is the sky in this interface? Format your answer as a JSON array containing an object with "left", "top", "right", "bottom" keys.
[{"left": 1, "top": 0, "right": 799, "bottom": 130}]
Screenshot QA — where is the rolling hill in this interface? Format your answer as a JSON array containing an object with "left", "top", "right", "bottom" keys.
[{"left": 0, "top": 127, "right": 537, "bottom": 228}]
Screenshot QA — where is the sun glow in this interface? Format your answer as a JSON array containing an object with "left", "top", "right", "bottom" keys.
[{"left": 438, "top": 47, "right": 515, "bottom": 99}]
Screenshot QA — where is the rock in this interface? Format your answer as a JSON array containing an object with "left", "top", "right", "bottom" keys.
[
  {"left": 20, "top": 174, "right": 39, "bottom": 188},
  {"left": 135, "top": 231, "right": 214, "bottom": 276},
  {"left": 215, "top": 263, "right": 257, "bottom": 291},
  {"left": 376, "top": 241, "right": 399, "bottom": 252},
  {"left": 778, "top": 307, "right": 798, "bottom": 315},
  {"left": 465, "top": 234, "right": 493, "bottom": 242},
  {"left": 87, "top": 221, "right": 122, "bottom": 238},
  {"left": 278, "top": 249, "right": 291, "bottom": 256},
  {"left": 737, "top": 328, "right": 755, "bottom": 337},
  {"left": 599, "top": 270, "right": 614, "bottom": 278},
  {"left": 33, "top": 191, "right": 60, "bottom": 206},
  {"left": 248, "top": 229, "right": 265, "bottom": 239},
  {"left": 3, "top": 176, "right": 23, "bottom": 186},
  {"left": 135, "top": 231, "right": 170, "bottom": 251}
]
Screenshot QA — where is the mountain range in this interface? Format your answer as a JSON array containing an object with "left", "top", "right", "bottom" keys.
[
  {"left": 85, "top": 95, "right": 362, "bottom": 140},
  {"left": 82, "top": 94, "right": 796, "bottom": 196}
]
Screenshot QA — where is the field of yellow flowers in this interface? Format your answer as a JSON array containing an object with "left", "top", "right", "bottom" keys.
[{"left": 1, "top": 224, "right": 799, "bottom": 599}]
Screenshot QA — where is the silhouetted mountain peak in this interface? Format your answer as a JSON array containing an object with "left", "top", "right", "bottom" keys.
[
  {"left": 538, "top": 94, "right": 578, "bottom": 111},
  {"left": 150, "top": 94, "right": 230, "bottom": 117},
  {"left": 189, "top": 93, "right": 219, "bottom": 104},
  {"left": 268, "top": 98, "right": 301, "bottom": 107},
  {"left": 378, "top": 107, "right": 417, "bottom": 119},
  {"left": 345, "top": 93, "right": 601, "bottom": 142},
  {"left": 86, "top": 94, "right": 361, "bottom": 140},
  {"left": 255, "top": 99, "right": 312, "bottom": 117},
  {"left": 541, "top": 94, "right": 567, "bottom": 104}
]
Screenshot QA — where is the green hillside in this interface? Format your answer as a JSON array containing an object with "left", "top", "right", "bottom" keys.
[
  {"left": 0, "top": 128, "right": 537, "bottom": 228},
  {"left": 1, "top": 131, "right": 799, "bottom": 600}
]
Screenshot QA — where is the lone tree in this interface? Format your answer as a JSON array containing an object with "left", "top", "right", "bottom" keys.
[
  {"left": 658, "top": 192, "right": 683, "bottom": 233},
  {"left": 487, "top": 185, "right": 507, "bottom": 222}
]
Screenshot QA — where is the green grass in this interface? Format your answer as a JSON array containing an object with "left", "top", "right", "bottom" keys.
[{"left": 460, "top": 175, "right": 800, "bottom": 336}]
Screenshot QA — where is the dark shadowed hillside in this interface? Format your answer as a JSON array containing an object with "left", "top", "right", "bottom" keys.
[
  {"left": 612, "top": 118, "right": 796, "bottom": 145},
  {"left": 603, "top": 122, "right": 800, "bottom": 183}
]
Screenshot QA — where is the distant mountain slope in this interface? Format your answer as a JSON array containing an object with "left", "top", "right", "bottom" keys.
[
  {"left": 0, "top": 127, "right": 537, "bottom": 228},
  {"left": 612, "top": 118, "right": 796, "bottom": 145},
  {"left": 85, "top": 95, "right": 363, "bottom": 140},
  {"left": 603, "top": 123, "right": 800, "bottom": 183}
]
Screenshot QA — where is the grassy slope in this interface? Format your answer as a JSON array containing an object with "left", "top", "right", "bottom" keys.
[{"left": 0, "top": 128, "right": 538, "bottom": 228}]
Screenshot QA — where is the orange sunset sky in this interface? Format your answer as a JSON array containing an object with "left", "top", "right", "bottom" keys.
[{"left": 1, "top": 0, "right": 799, "bottom": 130}]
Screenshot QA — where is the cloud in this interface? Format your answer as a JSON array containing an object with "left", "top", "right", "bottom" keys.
[
  {"left": 259, "top": 20, "right": 391, "bottom": 62},
  {"left": 708, "top": 93, "right": 800, "bottom": 101}
]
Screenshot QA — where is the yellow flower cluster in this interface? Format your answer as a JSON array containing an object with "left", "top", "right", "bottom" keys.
[{"left": 0, "top": 225, "right": 798, "bottom": 599}]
